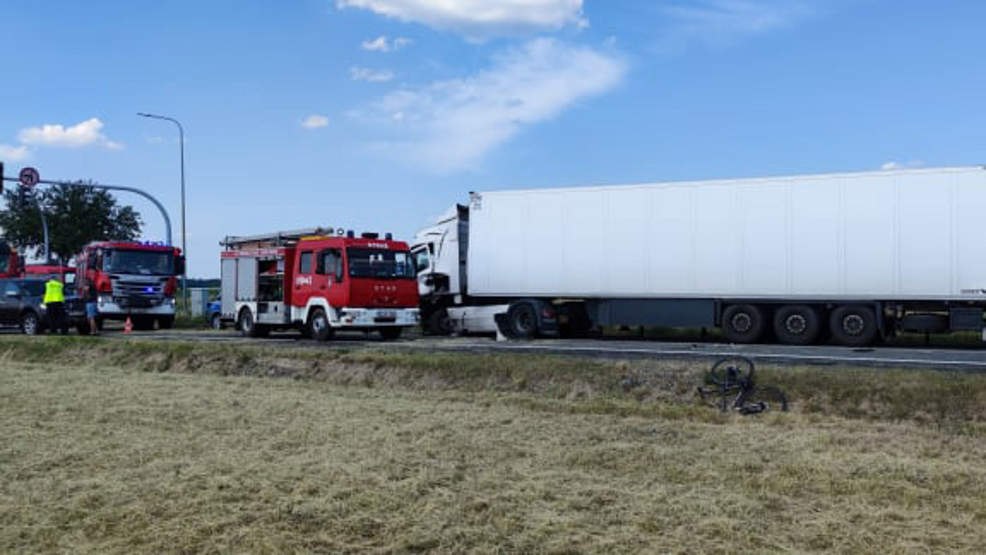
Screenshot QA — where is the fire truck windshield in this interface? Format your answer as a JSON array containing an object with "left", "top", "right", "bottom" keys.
[
  {"left": 103, "top": 249, "right": 174, "bottom": 276},
  {"left": 346, "top": 248, "right": 415, "bottom": 279}
]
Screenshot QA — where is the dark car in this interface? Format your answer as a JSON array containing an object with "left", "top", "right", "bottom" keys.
[{"left": 0, "top": 278, "right": 50, "bottom": 334}]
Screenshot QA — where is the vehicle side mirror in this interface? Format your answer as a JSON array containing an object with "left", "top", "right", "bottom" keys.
[{"left": 175, "top": 255, "right": 186, "bottom": 275}]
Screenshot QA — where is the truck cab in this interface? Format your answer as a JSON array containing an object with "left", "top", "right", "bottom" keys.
[{"left": 221, "top": 228, "right": 419, "bottom": 340}]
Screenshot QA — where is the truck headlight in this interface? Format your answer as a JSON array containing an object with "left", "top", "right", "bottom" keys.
[{"left": 98, "top": 295, "right": 112, "bottom": 306}]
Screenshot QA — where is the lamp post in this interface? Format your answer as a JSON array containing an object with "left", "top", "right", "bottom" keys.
[{"left": 137, "top": 112, "right": 187, "bottom": 309}]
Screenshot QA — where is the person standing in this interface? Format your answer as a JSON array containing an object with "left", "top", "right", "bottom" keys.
[
  {"left": 84, "top": 283, "right": 99, "bottom": 336},
  {"left": 44, "top": 275, "right": 68, "bottom": 335}
]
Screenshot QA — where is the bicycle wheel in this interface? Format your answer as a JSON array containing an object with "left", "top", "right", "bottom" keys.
[
  {"left": 740, "top": 385, "right": 789, "bottom": 413},
  {"left": 705, "top": 356, "right": 756, "bottom": 388}
]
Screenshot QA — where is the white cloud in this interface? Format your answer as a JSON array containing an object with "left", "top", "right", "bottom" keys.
[
  {"left": 358, "top": 38, "right": 625, "bottom": 173},
  {"left": 881, "top": 160, "right": 924, "bottom": 171},
  {"left": 351, "top": 66, "right": 395, "bottom": 82},
  {"left": 0, "top": 144, "right": 30, "bottom": 161},
  {"left": 657, "top": 1, "right": 814, "bottom": 51},
  {"left": 18, "top": 118, "right": 123, "bottom": 150},
  {"left": 337, "top": 0, "right": 586, "bottom": 38},
  {"left": 362, "top": 35, "right": 412, "bottom": 52},
  {"left": 301, "top": 114, "right": 330, "bottom": 129}
]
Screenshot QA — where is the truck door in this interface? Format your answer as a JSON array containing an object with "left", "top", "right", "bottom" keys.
[
  {"left": 317, "top": 249, "right": 345, "bottom": 308},
  {"left": 292, "top": 250, "right": 315, "bottom": 308}
]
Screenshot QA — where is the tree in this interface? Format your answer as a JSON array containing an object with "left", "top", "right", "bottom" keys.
[{"left": 0, "top": 181, "right": 143, "bottom": 263}]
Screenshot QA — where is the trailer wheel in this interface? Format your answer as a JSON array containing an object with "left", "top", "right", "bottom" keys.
[
  {"left": 721, "top": 304, "right": 766, "bottom": 344},
  {"left": 508, "top": 302, "right": 538, "bottom": 339},
  {"left": 308, "top": 308, "right": 334, "bottom": 341},
  {"left": 773, "top": 305, "right": 822, "bottom": 345},
  {"left": 830, "top": 305, "right": 878, "bottom": 347}
]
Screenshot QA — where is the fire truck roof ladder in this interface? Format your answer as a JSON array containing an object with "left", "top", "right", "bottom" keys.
[{"left": 221, "top": 227, "right": 338, "bottom": 249}]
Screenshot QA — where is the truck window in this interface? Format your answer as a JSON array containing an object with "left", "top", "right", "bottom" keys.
[
  {"left": 319, "top": 249, "right": 343, "bottom": 280},
  {"left": 412, "top": 248, "right": 430, "bottom": 273},
  {"left": 299, "top": 251, "right": 313, "bottom": 274},
  {"left": 347, "top": 248, "right": 416, "bottom": 279}
]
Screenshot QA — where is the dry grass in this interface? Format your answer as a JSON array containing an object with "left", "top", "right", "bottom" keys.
[{"left": 2, "top": 338, "right": 986, "bottom": 552}]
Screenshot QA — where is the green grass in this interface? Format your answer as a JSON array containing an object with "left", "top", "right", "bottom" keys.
[{"left": 3, "top": 345, "right": 986, "bottom": 552}]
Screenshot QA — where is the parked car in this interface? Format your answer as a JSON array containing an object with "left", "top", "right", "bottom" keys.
[
  {"left": 206, "top": 295, "right": 227, "bottom": 329},
  {"left": 0, "top": 278, "right": 51, "bottom": 334}
]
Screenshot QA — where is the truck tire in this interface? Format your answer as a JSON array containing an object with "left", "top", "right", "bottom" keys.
[
  {"left": 308, "top": 308, "right": 334, "bottom": 341},
  {"left": 830, "top": 305, "right": 878, "bottom": 347},
  {"left": 379, "top": 327, "right": 403, "bottom": 341},
  {"left": 20, "top": 311, "right": 41, "bottom": 336},
  {"left": 773, "top": 305, "right": 821, "bottom": 345},
  {"left": 236, "top": 308, "right": 257, "bottom": 337},
  {"left": 508, "top": 302, "right": 538, "bottom": 339},
  {"left": 721, "top": 304, "right": 766, "bottom": 344},
  {"left": 425, "top": 309, "right": 452, "bottom": 336}
]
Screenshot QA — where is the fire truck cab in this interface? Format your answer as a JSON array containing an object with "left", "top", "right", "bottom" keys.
[
  {"left": 76, "top": 241, "right": 184, "bottom": 330},
  {"left": 221, "top": 228, "right": 419, "bottom": 340}
]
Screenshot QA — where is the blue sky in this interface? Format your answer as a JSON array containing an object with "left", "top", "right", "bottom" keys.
[{"left": 2, "top": 0, "right": 984, "bottom": 277}]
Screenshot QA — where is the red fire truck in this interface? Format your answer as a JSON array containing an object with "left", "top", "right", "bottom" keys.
[
  {"left": 0, "top": 240, "right": 24, "bottom": 278},
  {"left": 75, "top": 241, "right": 185, "bottom": 330},
  {"left": 220, "top": 228, "right": 419, "bottom": 339}
]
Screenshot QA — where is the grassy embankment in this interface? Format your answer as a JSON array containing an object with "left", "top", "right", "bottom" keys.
[{"left": 2, "top": 337, "right": 986, "bottom": 552}]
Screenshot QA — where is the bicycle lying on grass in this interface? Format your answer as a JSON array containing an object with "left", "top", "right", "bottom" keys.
[{"left": 697, "top": 356, "right": 789, "bottom": 415}]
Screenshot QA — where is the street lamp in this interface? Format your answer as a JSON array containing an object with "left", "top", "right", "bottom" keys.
[{"left": 137, "top": 112, "right": 187, "bottom": 309}]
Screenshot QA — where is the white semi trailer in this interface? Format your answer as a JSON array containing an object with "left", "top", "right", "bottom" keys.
[{"left": 411, "top": 166, "right": 986, "bottom": 346}]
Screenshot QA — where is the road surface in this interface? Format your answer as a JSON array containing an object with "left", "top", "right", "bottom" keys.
[{"left": 80, "top": 328, "right": 986, "bottom": 371}]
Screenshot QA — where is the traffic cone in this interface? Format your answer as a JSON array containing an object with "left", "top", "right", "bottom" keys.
[{"left": 124, "top": 316, "right": 133, "bottom": 334}]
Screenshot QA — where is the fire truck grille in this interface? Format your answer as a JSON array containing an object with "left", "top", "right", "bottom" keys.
[{"left": 112, "top": 279, "right": 167, "bottom": 307}]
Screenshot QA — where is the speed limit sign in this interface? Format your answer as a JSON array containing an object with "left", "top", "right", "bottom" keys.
[{"left": 18, "top": 167, "right": 40, "bottom": 188}]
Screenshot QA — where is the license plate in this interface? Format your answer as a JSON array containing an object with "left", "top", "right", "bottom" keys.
[{"left": 377, "top": 311, "right": 396, "bottom": 319}]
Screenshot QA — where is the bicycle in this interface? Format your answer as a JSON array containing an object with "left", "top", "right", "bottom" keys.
[{"left": 697, "top": 356, "right": 789, "bottom": 414}]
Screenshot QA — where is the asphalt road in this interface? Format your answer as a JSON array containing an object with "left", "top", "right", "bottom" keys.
[{"left": 71, "top": 327, "right": 986, "bottom": 371}]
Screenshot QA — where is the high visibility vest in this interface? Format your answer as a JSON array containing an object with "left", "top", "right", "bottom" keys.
[{"left": 44, "top": 279, "right": 65, "bottom": 303}]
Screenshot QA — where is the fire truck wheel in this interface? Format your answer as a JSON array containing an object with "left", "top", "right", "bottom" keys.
[
  {"left": 239, "top": 308, "right": 257, "bottom": 338},
  {"left": 379, "top": 327, "right": 403, "bottom": 341},
  {"left": 308, "top": 308, "right": 334, "bottom": 341}
]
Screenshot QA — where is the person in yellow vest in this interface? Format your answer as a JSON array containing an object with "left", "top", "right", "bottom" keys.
[{"left": 44, "top": 276, "right": 69, "bottom": 335}]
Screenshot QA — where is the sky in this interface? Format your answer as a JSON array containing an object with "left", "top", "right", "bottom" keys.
[{"left": 1, "top": 0, "right": 984, "bottom": 277}]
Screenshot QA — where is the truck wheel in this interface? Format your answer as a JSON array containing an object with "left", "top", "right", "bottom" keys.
[
  {"left": 773, "top": 305, "right": 821, "bottom": 345},
  {"left": 239, "top": 308, "right": 257, "bottom": 338},
  {"left": 158, "top": 316, "right": 174, "bottom": 330},
  {"left": 425, "top": 309, "right": 452, "bottom": 336},
  {"left": 379, "top": 327, "right": 403, "bottom": 341},
  {"left": 20, "top": 311, "right": 40, "bottom": 336},
  {"left": 508, "top": 302, "right": 538, "bottom": 339},
  {"left": 830, "top": 305, "right": 878, "bottom": 347},
  {"left": 308, "top": 308, "right": 334, "bottom": 341},
  {"left": 721, "top": 304, "right": 766, "bottom": 344}
]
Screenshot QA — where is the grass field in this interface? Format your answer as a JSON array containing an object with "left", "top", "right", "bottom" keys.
[{"left": 2, "top": 338, "right": 986, "bottom": 552}]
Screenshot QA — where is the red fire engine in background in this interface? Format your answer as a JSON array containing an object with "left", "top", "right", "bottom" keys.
[
  {"left": 75, "top": 241, "right": 185, "bottom": 330},
  {"left": 221, "top": 228, "right": 419, "bottom": 339}
]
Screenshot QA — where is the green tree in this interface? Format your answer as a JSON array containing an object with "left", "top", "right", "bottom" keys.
[{"left": 0, "top": 181, "right": 143, "bottom": 264}]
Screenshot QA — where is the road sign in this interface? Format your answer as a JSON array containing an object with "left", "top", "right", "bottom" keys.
[{"left": 19, "top": 167, "right": 39, "bottom": 188}]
